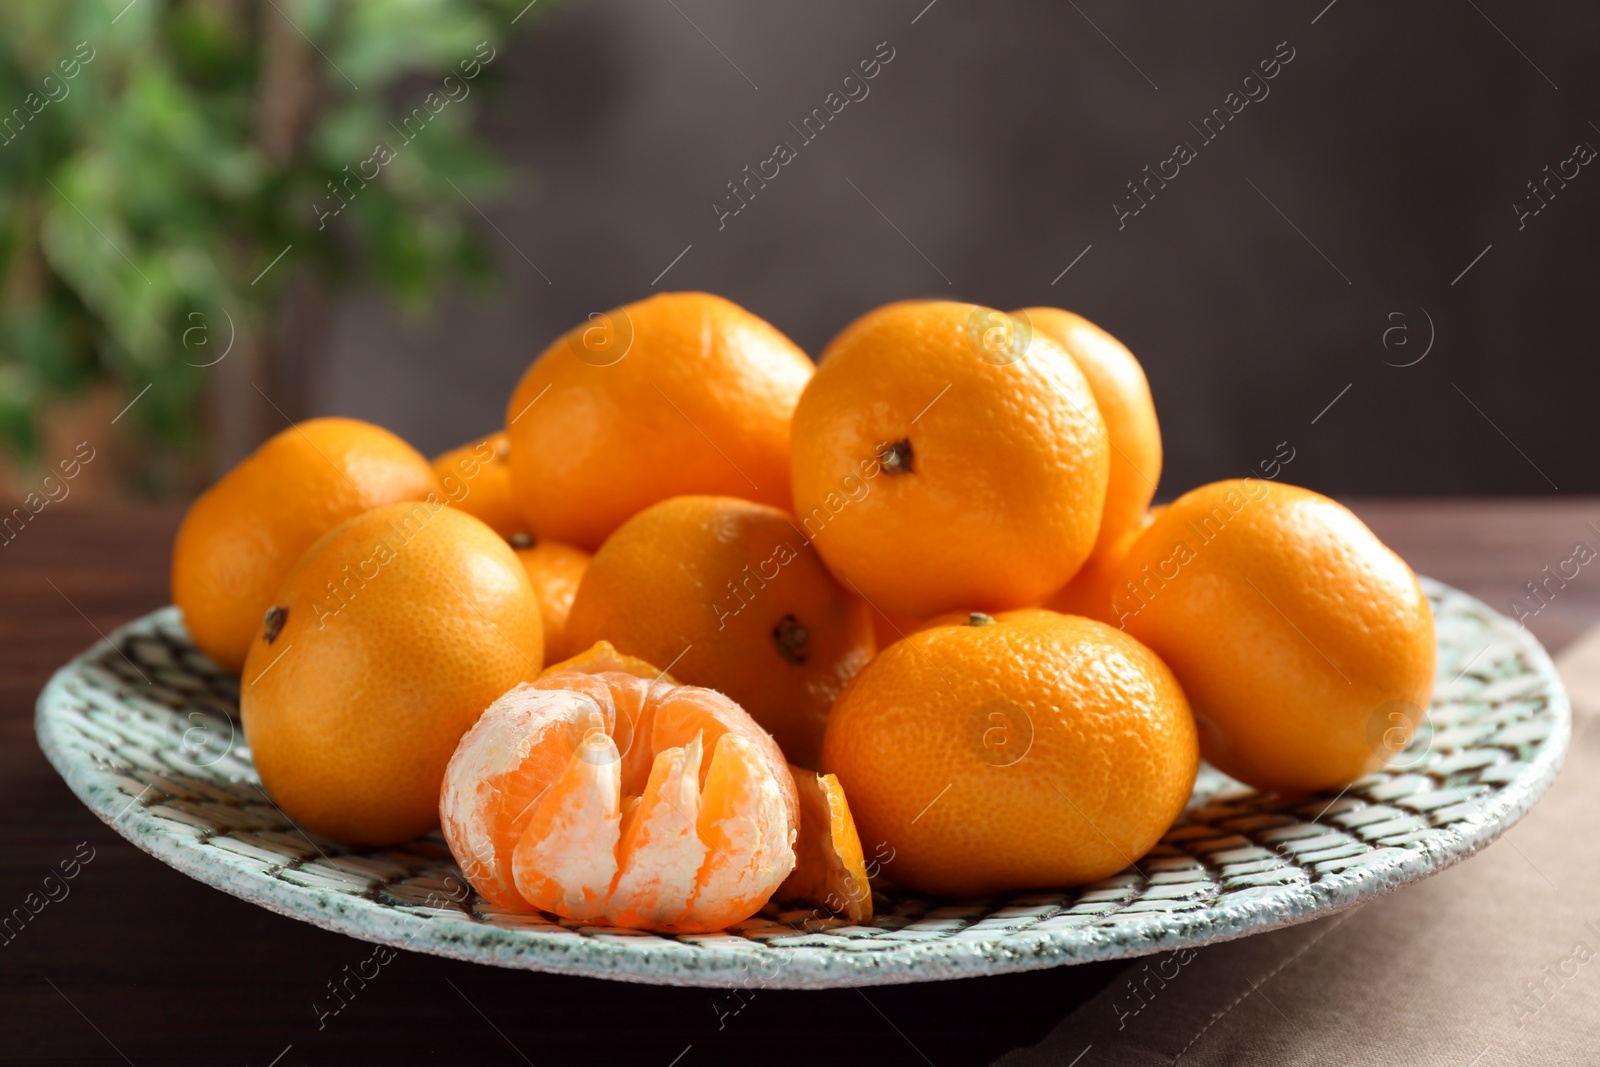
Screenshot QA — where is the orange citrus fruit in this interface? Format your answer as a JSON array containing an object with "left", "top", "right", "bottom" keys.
[
  {"left": 504, "top": 292, "right": 814, "bottom": 550},
  {"left": 789, "top": 301, "right": 1109, "bottom": 618},
  {"left": 822, "top": 609, "right": 1197, "bottom": 896},
  {"left": 779, "top": 766, "right": 872, "bottom": 923},
  {"left": 511, "top": 537, "right": 591, "bottom": 659},
  {"left": 241, "top": 502, "right": 544, "bottom": 845},
  {"left": 171, "top": 418, "right": 439, "bottom": 674},
  {"left": 433, "top": 432, "right": 526, "bottom": 539},
  {"left": 1042, "top": 506, "right": 1161, "bottom": 626},
  {"left": 1115, "top": 479, "right": 1435, "bottom": 794},
  {"left": 560, "top": 495, "right": 874, "bottom": 769},
  {"left": 439, "top": 641, "right": 798, "bottom": 930},
  {"left": 1019, "top": 308, "right": 1162, "bottom": 557}
]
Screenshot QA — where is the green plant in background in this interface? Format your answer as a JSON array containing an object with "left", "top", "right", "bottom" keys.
[{"left": 0, "top": 0, "right": 532, "bottom": 495}]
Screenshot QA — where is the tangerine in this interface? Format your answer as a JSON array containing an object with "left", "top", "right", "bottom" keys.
[
  {"left": 512, "top": 537, "right": 591, "bottom": 659},
  {"left": 789, "top": 301, "right": 1109, "bottom": 618},
  {"left": 1019, "top": 308, "right": 1162, "bottom": 556},
  {"left": 171, "top": 418, "right": 438, "bottom": 673},
  {"left": 822, "top": 609, "right": 1197, "bottom": 896},
  {"left": 433, "top": 432, "right": 526, "bottom": 539},
  {"left": 241, "top": 502, "right": 543, "bottom": 845},
  {"left": 1115, "top": 479, "right": 1435, "bottom": 793},
  {"left": 560, "top": 495, "right": 874, "bottom": 769},
  {"left": 504, "top": 292, "right": 814, "bottom": 550}
]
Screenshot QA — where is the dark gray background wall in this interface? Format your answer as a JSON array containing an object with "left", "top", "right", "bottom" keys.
[{"left": 321, "top": 0, "right": 1599, "bottom": 497}]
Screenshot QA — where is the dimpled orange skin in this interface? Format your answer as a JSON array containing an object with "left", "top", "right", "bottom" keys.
[
  {"left": 1116, "top": 480, "right": 1435, "bottom": 795},
  {"left": 504, "top": 292, "right": 815, "bottom": 551},
  {"left": 561, "top": 496, "right": 875, "bottom": 770},
  {"left": 515, "top": 540, "right": 591, "bottom": 657},
  {"left": 433, "top": 432, "right": 526, "bottom": 539},
  {"left": 1018, "top": 308, "right": 1162, "bottom": 558},
  {"left": 821, "top": 610, "right": 1198, "bottom": 897},
  {"left": 789, "top": 301, "right": 1110, "bottom": 618},
  {"left": 241, "top": 502, "right": 544, "bottom": 846},
  {"left": 171, "top": 418, "right": 439, "bottom": 674}
]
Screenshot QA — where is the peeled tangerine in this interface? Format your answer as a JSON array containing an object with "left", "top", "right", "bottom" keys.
[{"left": 441, "top": 643, "right": 804, "bottom": 931}]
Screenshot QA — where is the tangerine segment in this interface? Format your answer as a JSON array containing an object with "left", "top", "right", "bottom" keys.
[
  {"left": 779, "top": 767, "right": 872, "bottom": 923},
  {"left": 513, "top": 723, "right": 625, "bottom": 922},
  {"left": 439, "top": 687, "right": 611, "bottom": 909},
  {"left": 609, "top": 735, "right": 707, "bottom": 928},
  {"left": 690, "top": 732, "right": 796, "bottom": 929},
  {"left": 541, "top": 639, "right": 679, "bottom": 684},
  {"left": 440, "top": 643, "right": 798, "bottom": 931}
]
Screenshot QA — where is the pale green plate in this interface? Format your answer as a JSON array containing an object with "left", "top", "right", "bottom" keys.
[{"left": 35, "top": 579, "right": 1567, "bottom": 987}]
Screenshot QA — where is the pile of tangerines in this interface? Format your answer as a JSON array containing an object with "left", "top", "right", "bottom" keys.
[{"left": 170, "top": 294, "right": 1435, "bottom": 932}]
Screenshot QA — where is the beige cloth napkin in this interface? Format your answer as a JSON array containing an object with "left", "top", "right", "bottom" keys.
[{"left": 998, "top": 625, "right": 1600, "bottom": 1067}]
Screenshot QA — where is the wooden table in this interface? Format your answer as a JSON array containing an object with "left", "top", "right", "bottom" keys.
[{"left": 3, "top": 500, "right": 1596, "bottom": 1066}]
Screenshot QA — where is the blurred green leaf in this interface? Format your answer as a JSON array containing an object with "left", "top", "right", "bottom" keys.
[{"left": 0, "top": 0, "right": 531, "bottom": 489}]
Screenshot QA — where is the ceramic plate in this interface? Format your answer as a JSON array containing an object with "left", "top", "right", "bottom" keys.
[{"left": 36, "top": 578, "right": 1568, "bottom": 988}]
